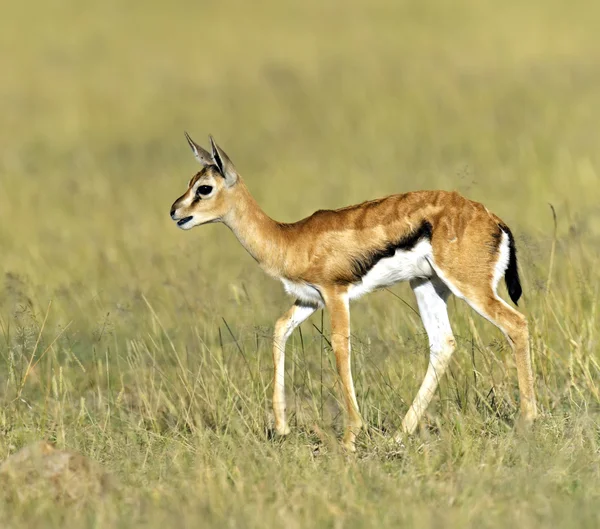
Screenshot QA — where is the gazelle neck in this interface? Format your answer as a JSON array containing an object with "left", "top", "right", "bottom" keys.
[{"left": 222, "top": 181, "right": 285, "bottom": 275}]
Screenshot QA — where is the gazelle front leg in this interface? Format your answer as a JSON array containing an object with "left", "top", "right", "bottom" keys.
[
  {"left": 272, "top": 301, "right": 317, "bottom": 436},
  {"left": 323, "top": 288, "right": 363, "bottom": 451}
]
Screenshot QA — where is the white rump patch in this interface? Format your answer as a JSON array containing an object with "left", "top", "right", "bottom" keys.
[{"left": 493, "top": 230, "right": 510, "bottom": 293}]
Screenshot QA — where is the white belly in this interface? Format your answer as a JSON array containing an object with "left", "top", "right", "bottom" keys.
[
  {"left": 280, "top": 240, "right": 434, "bottom": 305},
  {"left": 280, "top": 278, "right": 325, "bottom": 306},
  {"left": 348, "top": 240, "right": 434, "bottom": 299}
]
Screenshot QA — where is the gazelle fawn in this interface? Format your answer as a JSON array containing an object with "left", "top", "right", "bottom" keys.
[{"left": 170, "top": 133, "right": 538, "bottom": 451}]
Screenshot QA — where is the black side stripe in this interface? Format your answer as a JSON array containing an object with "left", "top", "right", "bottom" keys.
[{"left": 349, "top": 220, "right": 433, "bottom": 281}]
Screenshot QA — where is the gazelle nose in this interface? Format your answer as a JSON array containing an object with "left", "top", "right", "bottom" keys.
[{"left": 170, "top": 208, "right": 177, "bottom": 219}]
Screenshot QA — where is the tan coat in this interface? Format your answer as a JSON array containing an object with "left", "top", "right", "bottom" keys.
[{"left": 170, "top": 134, "right": 537, "bottom": 450}]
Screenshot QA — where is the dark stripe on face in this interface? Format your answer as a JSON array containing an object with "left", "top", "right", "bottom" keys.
[
  {"left": 188, "top": 165, "right": 220, "bottom": 188},
  {"left": 349, "top": 220, "right": 433, "bottom": 280},
  {"left": 188, "top": 171, "right": 203, "bottom": 187}
]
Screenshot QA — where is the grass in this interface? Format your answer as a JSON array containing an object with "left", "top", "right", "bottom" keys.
[{"left": 1, "top": 0, "right": 600, "bottom": 526}]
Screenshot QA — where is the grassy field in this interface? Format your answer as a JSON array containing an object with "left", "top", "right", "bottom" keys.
[{"left": 1, "top": 0, "right": 600, "bottom": 526}]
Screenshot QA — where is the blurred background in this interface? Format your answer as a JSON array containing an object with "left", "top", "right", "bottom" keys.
[
  {"left": 1, "top": 0, "right": 599, "bottom": 395},
  {"left": 2, "top": 0, "right": 599, "bottom": 314},
  {"left": 2, "top": 0, "right": 600, "bottom": 415},
  {"left": 1, "top": 1, "right": 600, "bottom": 524}
]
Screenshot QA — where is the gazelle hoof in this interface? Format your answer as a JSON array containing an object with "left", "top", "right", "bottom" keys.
[
  {"left": 515, "top": 411, "right": 537, "bottom": 434},
  {"left": 274, "top": 424, "right": 291, "bottom": 436},
  {"left": 342, "top": 430, "right": 359, "bottom": 452},
  {"left": 393, "top": 433, "right": 407, "bottom": 448},
  {"left": 342, "top": 439, "right": 357, "bottom": 453}
]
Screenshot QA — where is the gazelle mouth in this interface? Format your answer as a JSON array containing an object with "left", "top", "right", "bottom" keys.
[{"left": 177, "top": 216, "right": 193, "bottom": 226}]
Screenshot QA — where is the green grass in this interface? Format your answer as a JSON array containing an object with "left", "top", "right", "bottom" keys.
[{"left": 1, "top": 0, "right": 600, "bottom": 526}]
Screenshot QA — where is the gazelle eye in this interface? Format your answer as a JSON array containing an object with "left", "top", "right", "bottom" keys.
[{"left": 196, "top": 185, "right": 213, "bottom": 197}]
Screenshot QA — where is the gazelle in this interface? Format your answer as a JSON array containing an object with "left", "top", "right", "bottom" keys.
[{"left": 170, "top": 133, "right": 538, "bottom": 451}]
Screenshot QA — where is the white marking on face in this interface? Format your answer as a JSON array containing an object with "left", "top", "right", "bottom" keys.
[
  {"left": 177, "top": 216, "right": 197, "bottom": 230},
  {"left": 192, "top": 181, "right": 216, "bottom": 199}
]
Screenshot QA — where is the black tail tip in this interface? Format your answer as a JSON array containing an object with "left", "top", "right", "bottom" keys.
[
  {"left": 500, "top": 223, "right": 522, "bottom": 306},
  {"left": 507, "top": 280, "right": 522, "bottom": 306}
]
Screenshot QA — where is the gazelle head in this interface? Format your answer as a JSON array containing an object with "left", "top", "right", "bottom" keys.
[{"left": 170, "top": 133, "right": 240, "bottom": 230}]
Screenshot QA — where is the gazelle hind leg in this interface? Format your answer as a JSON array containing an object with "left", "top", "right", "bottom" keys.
[
  {"left": 398, "top": 277, "right": 456, "bottom": 438},
  {"left": 464, "top": 293, "right": 537, "bottom": 425},
  {"left": 428, "top": 223, "right": 537, "bottom": 428},
  {"left": 273, "top": 301, "right": 317, "bottom": 435}
]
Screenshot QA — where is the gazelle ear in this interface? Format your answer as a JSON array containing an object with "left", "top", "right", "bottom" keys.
[
  {"left": 209, "top": 135, "right": 239, "bottom": 187},
  {"left": 184, "top": 131, "right": 213, "bottom": 167}
]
